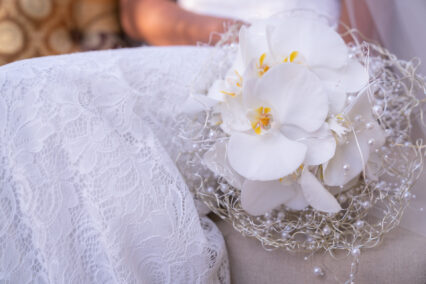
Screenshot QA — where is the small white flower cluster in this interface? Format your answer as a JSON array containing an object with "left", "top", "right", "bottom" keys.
[{"left": 194, "top": 15, "right": 387, "bottom": 216}]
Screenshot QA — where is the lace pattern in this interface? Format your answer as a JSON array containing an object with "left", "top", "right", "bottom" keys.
[{"left": 0, "top": 47, "right": 229, "bottom": 284}]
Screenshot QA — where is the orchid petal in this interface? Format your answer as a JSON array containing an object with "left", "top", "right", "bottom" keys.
[
  {"left": 281, "top": 124, "right": 336, "bottom": 166},
  {"left": 203, "top": 141, "right": 245, "bottom": 189},
  {"left": 267, "top": 17, "right": 348, "bottom": 69},
  {"left": 285, "top": 187, "right": 309, "bottom": 210},
  {"left": 241, "top": 179, "right": 297, "bottom": 216},
  {"left": 228, "top": 132, "right": 307, "bottom": 181},
  {"left": 324, "top": 93, "right": 386, "bottom": 186},
  {"left": 245, "top": 64, "right": 328, "bottom": 132},
  {"left": 300, "top": 170, "right": 342, "bottom": 213},
  {"left": 239, "top": 25, "right": 269, "bottom": 67},
  {"left": 182, "top": 94, "right": 219, "bottom": 114},
  {"left": 218, "top": 96, "right": 251, "bottom": 134},
  {"left": 323, "top": 131, "right": 370, "bottom": 186},
  {"left": 314, "top": 59, "right": 369, "bottom": 93},
  {"left": 207, "top": 79, "right": 228, "bottom": 101},
  {"left": 324, "top": 83, "right": 347, "bottom": 114}
]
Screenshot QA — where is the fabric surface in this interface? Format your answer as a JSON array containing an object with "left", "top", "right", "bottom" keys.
[
  {"left": 214, "top": 217, "right": 426, "bottom": 284},
  {"left": 0, "top": 46, "right": 229, "bottom": 283},
  {"left": 0, "top": 0, "right": 124, "bottom": 66},
  {"left": 178, "top": 0, "right": 341, "bottom": 25}
]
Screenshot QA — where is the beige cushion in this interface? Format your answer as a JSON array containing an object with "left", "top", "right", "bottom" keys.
[{"left": 214, "top": 218, "right": 426, "bottom": 284}]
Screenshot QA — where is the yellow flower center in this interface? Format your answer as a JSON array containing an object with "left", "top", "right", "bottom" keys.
[
  {"left": 283, "top": 51, "right": 299, "bottom": 63},
  {"left": 234, "top": 70, "right": 243, "bottom": 88},
  {"left": 279, "top": 164, "right": 304, "bottom": 183},
  {"left": 220, "top": 90, "right": 236, "bottom": 97},
  {"left": 251, "top": 106, "right": 272, "bottom": 135},
  {"left": 257, "top": 53, "right": 270, "bottom": 77},
  {"left": 219, "top": 70, "right": 243, "bottom": 97},
  {"left": 283, "top": 51, "right": 307, "bottom": 66},
  {"left": 292, "top": 164, "right": 304, "bottom": 179}
]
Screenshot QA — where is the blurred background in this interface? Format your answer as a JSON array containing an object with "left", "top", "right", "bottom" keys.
[
  {"left": 0, "top": 0, "right": 131, "bottom": 66},
  {"left": 0, "top": 0, "right": 424, "bottom": 74}
]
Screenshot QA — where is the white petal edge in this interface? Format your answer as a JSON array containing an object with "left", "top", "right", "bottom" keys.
[
  {"left": 314, "top": 59, "right": 369, "bottom": 93},
  {"left": 300, "top": 170, "right": 342, "bottom": 213},
  {"left": 285, "top": 186, "right": 309, "bottom": 211},
  {"left": 203, "top": 141, "right": 245, "bottom": 189},
  {"left": 228, "top": 131, "right": 307, "bottom": 181},
  {"left": 248, "top": 63, "right": 328, "bottom": 132},
  {"left": 239, "top": 25, "right": 269, "bottom": 68},
  {"left": 324, "top": 83, "right": 347, "bottom": 114},
  {"left": 181, "top": 94, "right": 219, "bottom": 114},
  {"left": 267, "top": 17, "right": 348, "bottom": 69},
  {"left": 241, "top": 179, "right": 297, "bottom": 216},
  {"left": 323, "top": 93, "right": 386, "bottom": 186},
  {"left": 281, "top": 124, "right": 336, "bottom": 166},
  {"left": 218, "top": 96, "right": 251, "bottom": 134}
]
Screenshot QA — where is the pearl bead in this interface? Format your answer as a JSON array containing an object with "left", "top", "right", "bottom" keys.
[
  {"left": 373, "top": 105, "right": 383, "bottom": 116},
  {"left": 322, "top": 225, "right": 331, "bottom": 235},
  {"left": 313, "top": 266, "right": 324, "bottom": 277},
  {"left": 354, "top": 115, "right": 362, "bottom": 122},
  {"left": 264, "top": 212, "right": 271, "bottom": 219},
  {"left": 338, "top": 195, "right": 347, "bottom": 203},
  {"left": 206, "top": 186, "right": 214, "bottom": 193},
  {"left": 220, "top": 183, "right": 229, "bottom": 193},
  {"left": 365, "top": 122, "right": 374, "bottom": 130},
  {"left": 351, "top": 248, "right": 361, "bottom": 257},
  {"left": 343, "top": 164, "right": 350, "bottom": 171},
  {"left": 404, "top": 192, "right": 412, "bottom": 200},
  {"left": 355, "top": 220, "right": 364, "bottom": 228},
  {"left": 368, "top": 138, "right": 375, "bottom": 146},
  {"left": 281, "top": 231, "right": 289, "bottom": 239},
  {"left": 362, "top": 201, "right": 370, "bottom": 208}
]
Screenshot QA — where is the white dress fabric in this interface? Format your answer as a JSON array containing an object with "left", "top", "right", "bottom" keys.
[
  {"left": 0, "top": 1, "right": 341, "bottom": 283},
  {"left": 0, "top": 47, "right": 229, "bottom": 284},
  {"left": 179, "top": 0, "right": 341, "bottom": 25}
]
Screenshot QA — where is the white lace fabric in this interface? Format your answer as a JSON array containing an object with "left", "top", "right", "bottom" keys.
[{"left": 0, "top": 47, "right": 229, "bottom": 284}]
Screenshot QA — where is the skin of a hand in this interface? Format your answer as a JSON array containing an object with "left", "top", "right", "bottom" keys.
[{"left": 120, "top": 0, "right": 246, "bottom": 45}]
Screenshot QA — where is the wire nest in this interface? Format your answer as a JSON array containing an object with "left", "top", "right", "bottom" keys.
[{"left": 175, "top": 22, "right": 426, "bottom": 255}]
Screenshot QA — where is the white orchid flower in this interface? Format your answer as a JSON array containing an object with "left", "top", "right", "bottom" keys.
[
  {"left": 323, "top": 92, "right": 387, "bottom": 186},
  {"left": 202, "top": 62, "right": 343, "bottom": 215},
  {"left": 238, "top": 92, "right": 386, "bottom": 215},
  {"left": 221, "top": 63, "right": 331, "bottom": 181},
  {"left": 239, "top": 15, "right": 369, "bottom": 114},
  {"left": 238, "top": 122, "right": 341, "bottom": 215},
  {"left": 203, "top": 140, "right": 342, "bottom": 216}
]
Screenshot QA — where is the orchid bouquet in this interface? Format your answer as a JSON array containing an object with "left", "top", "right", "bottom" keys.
[
  {"left": 199, "top": 15, "right": 385, "bottom": 216},
  {"left": 182, "top": 13, "right": 425, "bottom": 274}
]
